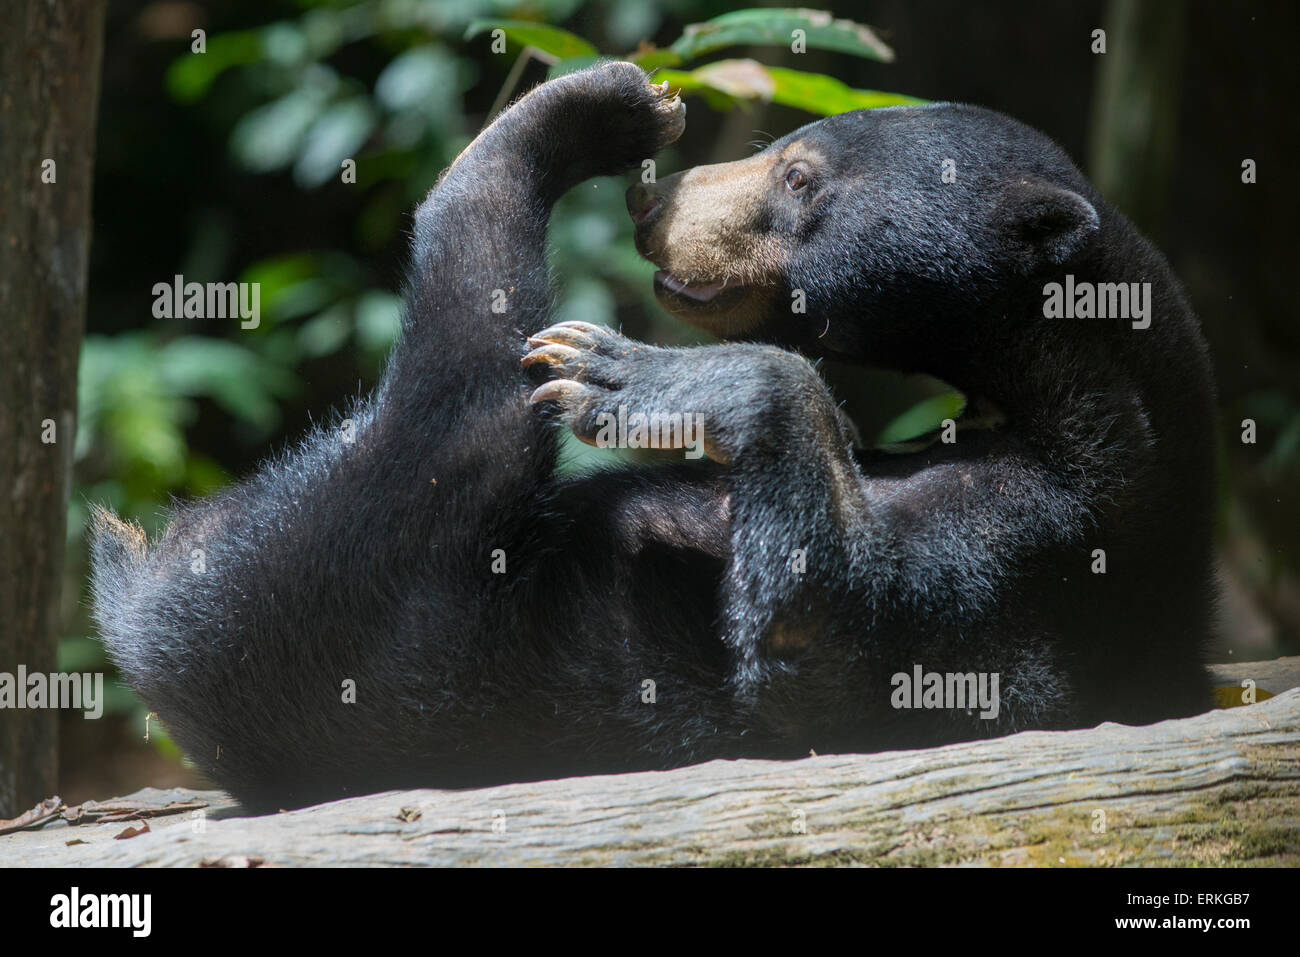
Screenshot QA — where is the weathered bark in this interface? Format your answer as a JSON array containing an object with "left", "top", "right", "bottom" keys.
[
  {"left": 2, "top": 660, "right": 1296, "bottom": 866},
  {"left": 0, "top": 0, "right": 108, "bottom": 816}
]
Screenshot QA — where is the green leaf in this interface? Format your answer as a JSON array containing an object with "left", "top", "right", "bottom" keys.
[
  {"left": 661, "top": 61, "right": 924, "bottom": 116},
  {"left": 628, "top": 48, "right": 683, "bottom": 71},
  {"left": 654, "top": 69, "right": 741, "bottom": 112},
  {"left": 165, "top": 29, "right": 262, "bottom": 103},
  {"left": 261, "top": 21, "right": 308, "bottom": 67},
  {"left": 876, "top": 393, "right": 967, "bottom": 446},
  {"left": 547, "top": 54, "right": 604, "bottom": 79},
  {"left": 690, "top": 59, "right": 775, "bottom": 100},
  {"left": 293, "top": 97, "right": 377, "bottom": 188},
  {"left": 606, "top": 0, "right": 664, "bottom": 50},
  {"left": 158, "top": 338, "right": 298, "bottom": 433},
  {"left": 78, "top": 334, "right": 193, "bottom": 485},
  {"left": 767, "top": 66, "right": 926, "bottom": 114},
  {"left": 297, "top": 304, "right": 353, "bottom": 358},
  {"left": 375, "top": 46, "right": 458, "bottom": 113},
  {"left": 464, "top": 19, "right": 598, "bottom": 59},
  {"left": 266, "top": 277, "right": 337, "bottom": 322},
  {"left": 355, "top": 290, "right": 403, "bottom": 357},
  {"left": 230, "top": 83, "right": 333, "bottom": 174},
  {"left": 238, "top": 254, "right": 322, "bottom": 311},
  {"left": 669, "top": 8, "right": 895, "bottom": 65}
]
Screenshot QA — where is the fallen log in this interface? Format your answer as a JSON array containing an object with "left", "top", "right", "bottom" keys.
[{"left": 3, "top": 658, "right": 1297, "bottom": 866}]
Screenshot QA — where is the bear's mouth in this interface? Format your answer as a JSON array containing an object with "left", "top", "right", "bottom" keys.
[{"left": 653, "top": 270, "right": 749, "bottom": 311}]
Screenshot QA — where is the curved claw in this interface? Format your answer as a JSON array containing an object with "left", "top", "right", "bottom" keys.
[
  {"left": 529, "top": 379, "right": 586, "bottom": 405},
  {"left": 521, "top": 343, "right": 583, "bottom": 369},
  {"left": 528, "top": 321, "right": 615, "bottom": 351}
]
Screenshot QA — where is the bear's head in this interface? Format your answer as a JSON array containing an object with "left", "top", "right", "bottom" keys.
[{"left": 626, "top": 104, "right": 1104, "bottom": 366}]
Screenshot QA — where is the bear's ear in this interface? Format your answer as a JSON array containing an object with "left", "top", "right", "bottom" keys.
[{"left": 993, "top": 177, "right": 1099, "bottom": 268}]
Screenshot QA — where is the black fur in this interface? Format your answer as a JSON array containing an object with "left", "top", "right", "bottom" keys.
[{"left": 91, "top": 63, "right": 1215, "bottom": 811}]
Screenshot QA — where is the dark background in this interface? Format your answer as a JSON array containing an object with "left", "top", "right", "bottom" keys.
[{"left": 60, "top": 0, "right": 1299, "bottom": 799}]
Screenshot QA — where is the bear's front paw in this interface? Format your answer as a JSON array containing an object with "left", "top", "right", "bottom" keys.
[
  {"left": 521, "top": 321, "right": 723, "bottom": 462},
  {"left": 537, "top": 62, "right": 685, "bottom": 179},
  {"left": 637, "top": 75, "right": 688, "bottom": 155}
]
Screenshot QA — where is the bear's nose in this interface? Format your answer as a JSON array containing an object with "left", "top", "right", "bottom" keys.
[{"left": 625, "top": 184, "right": 662, "bottom": 225}]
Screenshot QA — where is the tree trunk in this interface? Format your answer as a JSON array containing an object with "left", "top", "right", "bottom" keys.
[{"left": 0, "top": 0, "right": 107, "bottom": 817}]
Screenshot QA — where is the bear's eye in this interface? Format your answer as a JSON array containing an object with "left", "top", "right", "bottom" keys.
[{"left": 785, "top": 167, "right": 809, "bottom": 192}]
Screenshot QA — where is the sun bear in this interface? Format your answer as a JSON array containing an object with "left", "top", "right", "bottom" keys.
[{"left": 91, "top": 62, "right": 1215, "bottom": 812}]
